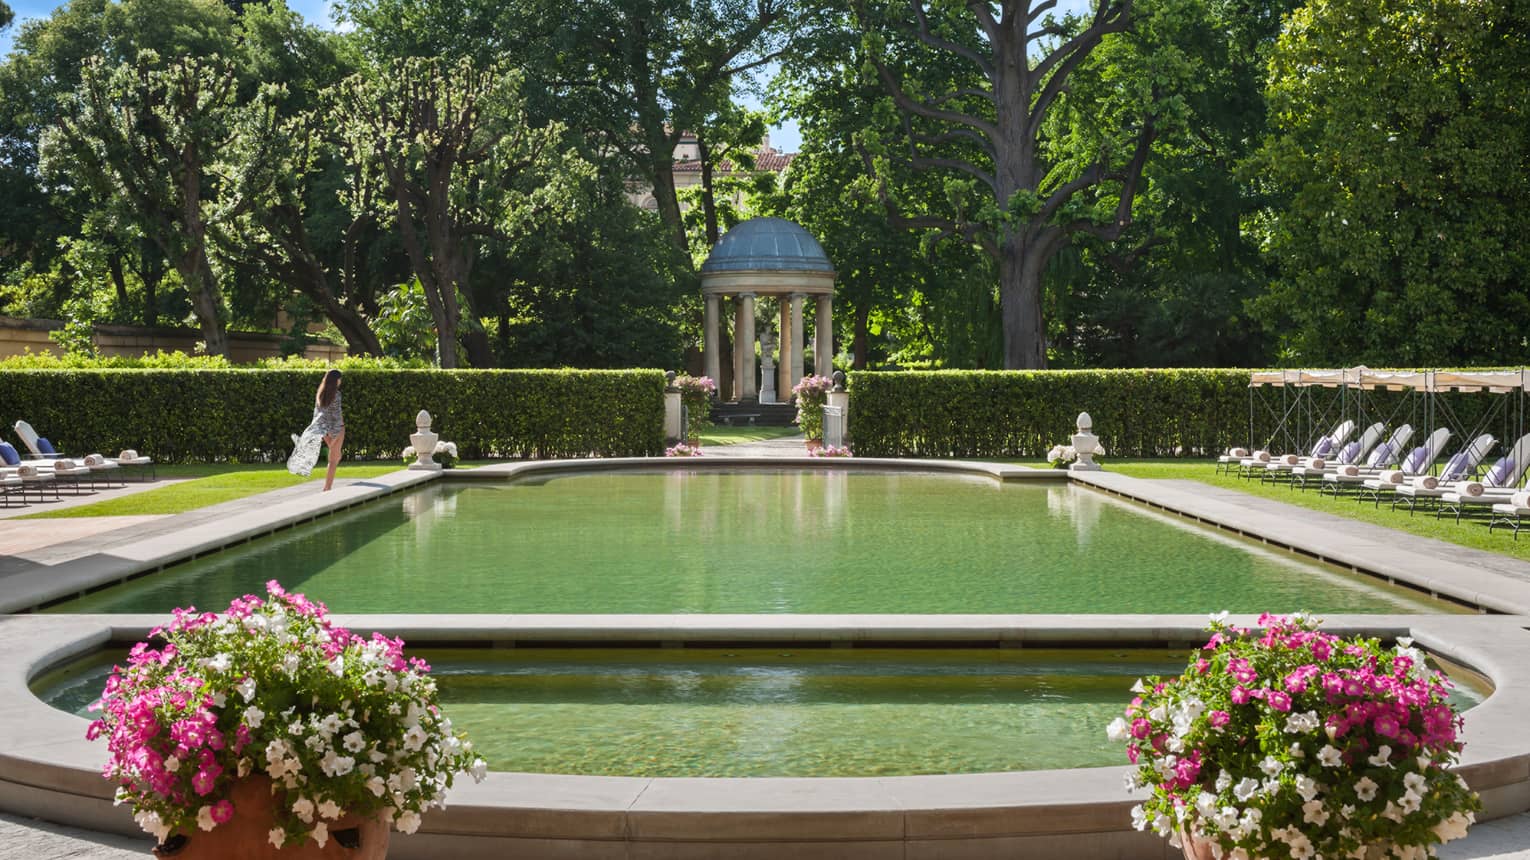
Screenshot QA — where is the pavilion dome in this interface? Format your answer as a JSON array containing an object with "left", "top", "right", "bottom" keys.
[{"left": 700, "top": 217, "right": 834, "bottom": 275}]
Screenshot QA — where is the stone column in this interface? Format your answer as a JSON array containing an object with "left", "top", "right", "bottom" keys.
[
  {"left": 815, "top": 294, "right": 834, "bottom": 376},
  {"left": 736, "top": 291, "right": 757, "bottom": 402},
  {"left": 703, "top": 293, "right": 720, "bottom": 388},
  {"left": 789, "top": 293, "right": 805, "bottom": 393},
  {"left": 777, "top": 300, "right": 791, "bottom": 402}
]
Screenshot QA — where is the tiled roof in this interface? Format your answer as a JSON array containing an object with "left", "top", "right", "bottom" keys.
[{"left": 673, "top": 150, "right": 794, "bottom": 173}]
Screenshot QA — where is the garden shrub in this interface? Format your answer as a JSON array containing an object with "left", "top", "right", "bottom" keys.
[
  {"left": 847, "top": 369, "right": 1265, "bottom": 458},
  {"left": 0, "top": 368, "right": 665, "bottom": 462}
]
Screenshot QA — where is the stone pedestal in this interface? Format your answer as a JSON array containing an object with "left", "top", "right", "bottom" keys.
[
  {"left": 1069, "top": 411, "right": 1102, "bottom": 472},
  {"left": 409, "top": 410, "right": 442, "bottom": 471}
]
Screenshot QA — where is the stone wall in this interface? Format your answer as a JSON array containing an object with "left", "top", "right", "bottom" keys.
[{"left": 0, "top": 316, "right": 346, "bottom": 363}]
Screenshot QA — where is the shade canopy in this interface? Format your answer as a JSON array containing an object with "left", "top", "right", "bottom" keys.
[{"left": 1249, "top": 368, "right": 1530, "bottom": 392}]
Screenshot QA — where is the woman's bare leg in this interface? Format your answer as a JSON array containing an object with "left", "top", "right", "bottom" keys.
[{"left": 322, "top": 430, "right": 345, "bottom": 491}]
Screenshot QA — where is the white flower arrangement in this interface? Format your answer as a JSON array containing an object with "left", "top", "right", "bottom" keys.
[
  {"left": 1047, "top": 442, "right": 1106, "bottom": 469},
  {"left": 1109, "top": 613, "right": 1479, "bottom": 860},
  {"left": 89, "top": 582, "right": 486, "bottom": 849}
]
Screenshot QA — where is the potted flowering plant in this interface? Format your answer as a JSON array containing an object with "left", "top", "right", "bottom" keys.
[
  {"left": 89, "top": 581, "right": 486, "bottom": 858},
  {"left": 792, "top": 375, "right": 835, "bottom": 446},
  {"left": 1109, "top": 613, "right": 1479, "bottom": 860},
  {"left": 665, "top": 443, "right": 703, "bottom": 457},
  {"left": 672, "top": 374, "right": 717, "bottom": 443}
]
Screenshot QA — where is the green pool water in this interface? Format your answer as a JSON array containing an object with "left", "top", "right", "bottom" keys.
[
  {"left": 32, "top": 647, "right": 1489, "bottom": 777},
  {"left": 47, "top": 472, "right": 1459, "bottom": 615}
]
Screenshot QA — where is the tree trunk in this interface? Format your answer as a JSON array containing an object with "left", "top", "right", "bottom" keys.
[
  {"left": 107, "top": 253, "right": 130, "bottom": 311},
  {"left": 698, "top": 132, "right": 720, "bottom": 248},
  {"left": 177, "top": 249, "right": 228, "bottom": 357},
  {"left": 652, "top": 161, "right": 689, "bottom": 256},
  {"left": 852, "top": 304, "right": 870, "bottom": 369},
  {"left": 999, "top": 235, "right": 1047, "bottom": 369},
  {"left": 137, "top": 242, "right": 163, "bottom": 328},
  {"left": 462, "top": 329, "right": 496, "bottom": 368}
]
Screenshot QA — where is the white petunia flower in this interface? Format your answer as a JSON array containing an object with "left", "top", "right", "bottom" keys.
[
  {"left": 1259, "top": 756, "right": 1284, "bottom": 776},
  {"left": 311, "top": 821, "right": 329, "bottom": 848},
  {"left": 1301, "top": 799, "right": 1329, "bottom": 826},
  {"left": 196, "top": 805, "right": 217, "bottom": 831},
  {"left": 395, "top": 811, "right": 422, "bottom": 834},
  {"left": 1354, "top": 776, "right": 1379, "bottom": 802},
  {"left": 291, "top": 796, "right": 315, "bottom": 824},
  {"left": 1318, "top": 744, "right": 1343, "bottom": 767},
  {"left": 1105, "top": 717, "right": 1129, "bottom": 742},
  {"left": 244, "top": 706, "right": 264, "bottom": 728},
  {"left": 268, "top": 828, "right": 285, "bottom": 848},
  {"left": 317, "top": 799, "right": 342, "bottom": 820},
  {"left": 1368, "top": 745, "right": 1393, "bottom": 767},
  {"left": 1234, "top": 777, "right": 1260, "bottom": 801}
]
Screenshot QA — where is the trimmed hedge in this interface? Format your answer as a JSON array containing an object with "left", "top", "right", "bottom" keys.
[
  {"left": 847, "top": 369, "right": 1262, "bottom": 458},
  {"left": 0, "top": 369, "right": 665, "bottom": 462}
]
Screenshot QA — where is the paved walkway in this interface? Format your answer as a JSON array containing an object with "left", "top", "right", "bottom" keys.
[{"left": 699, "top": 433, "right": 813, "bottom": 458}]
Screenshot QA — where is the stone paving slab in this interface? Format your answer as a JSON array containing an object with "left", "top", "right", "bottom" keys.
[{"left": 0, "top": 515, "right": 168, "bottom": 556}]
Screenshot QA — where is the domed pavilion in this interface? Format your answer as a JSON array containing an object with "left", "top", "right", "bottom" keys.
[{"left": 699, "top": 217, "right": 835, "bottom": 402}]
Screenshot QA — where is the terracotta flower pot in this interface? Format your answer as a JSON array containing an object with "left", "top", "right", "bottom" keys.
[
  {"left": 805, "top": 438, "right": 823, "bottom": 453},
  {"left": 153, "top": 777, "right": 390, "bottom": 860}
]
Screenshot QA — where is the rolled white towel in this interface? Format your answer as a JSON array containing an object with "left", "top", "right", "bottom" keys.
[
  {"left": 1340, "top": 464, "right": 1361, "bottom": 478},
  {"left": 1378, "top": 469, "right": 1406, "bottom": 485},
  {"left": 1512, "top": 491, "right": 1530, "bottom": 509},
  {"left": 1309, "top": 457, "right": 1326, "bottom": 471},
  {"left": 17, "top": 464, "right": 37, "bottom": 478},
  {"left": 1229, "top": 447, "right": 1249, "bottom": 458},
  {"left": 1254, "top": 450, "right": 1271, "bottom": 463},
  {"left": 1461, "top": 482, "right": 1485, "bottom": 497},
  {"left": 118, "top": 449, "right": 138, "bottom": 462},
  {"left": 1279, "top": 453, "right": 1300, "bottom": 466},
  {"left": 52, "top": 459, "right": 78, "bottom": 472},
  {"left": 84, "top": 453, "right": 106, "bottom": 466},
  {"left": 1413, "top": 475, "right": 1439, "bottom": 490}
]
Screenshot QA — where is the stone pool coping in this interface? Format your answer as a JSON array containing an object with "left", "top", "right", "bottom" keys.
[
  {"left": 3, "top": 614, "right": 1529, "bottom": 860},
  {"left": 9, "top": 458, "right": 1530, "bottom": 857}
]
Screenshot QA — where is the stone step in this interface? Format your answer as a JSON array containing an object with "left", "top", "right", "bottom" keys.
[{"left": 711, "top": 402, "right": 799, "bottom": 427}]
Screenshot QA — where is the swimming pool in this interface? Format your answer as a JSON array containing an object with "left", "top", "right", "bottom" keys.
[{"left": 46, "top": 472, "right": 1461, "bottom": 615}]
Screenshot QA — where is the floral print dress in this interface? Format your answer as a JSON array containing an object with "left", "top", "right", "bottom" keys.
[{"left": 287, "top": 392, "right": 343, "bottom": 477}]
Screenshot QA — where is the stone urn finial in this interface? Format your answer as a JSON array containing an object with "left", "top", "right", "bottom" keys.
[
  {"left": 665, "top": 370, "right": 677, "bottom": 391},
  {"left": 409, "top": 410, "right": 441, "bottom": 471},
  {"left": 1070, "top": 411, "right": 1102, "bottom": 472}
]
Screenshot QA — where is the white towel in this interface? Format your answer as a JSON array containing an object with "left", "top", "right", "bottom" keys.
[
  {"left": 1512, "top": 491, "right": 1530, "bottom": 509},
  {"left": 17, "top": 464, "right": 37, "bottom": 478},
  {"left": 1310, "top": 458, "right": 1326, "bottom": 471},
  {"left": 84, "top": 453, "right": 105, "bottom": 466},
  {"left": 1279, "top": 453, "right": 1300, "bottom": 466},
  {"left": 1229, "top": 447, "right": 1249, "bottom": 458},
  {"left": 1254, "top": 450, "right": 1271, "bottom": 463},
  {"left": 1413, "top": 475, "right": 1439, "bottom": 490},
  {"left": 1461, "top": 482, "right": 1485, "bottom": 497},
  {"left": 119, "top": 449, "right": 138, "bottom": 462},
  {"left": 1341, "top": 464, "right": 1360, "bottom": 478},
  {"left": 52, "top": 459, "right": 76, "bottom": 472},
  {"left": 1378, "top": 470, "right": 1405, "bottom": 485}
]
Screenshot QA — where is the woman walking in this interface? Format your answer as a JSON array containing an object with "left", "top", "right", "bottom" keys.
[{"left": 287, "top": 370, "right": 346, "bottom": 491}]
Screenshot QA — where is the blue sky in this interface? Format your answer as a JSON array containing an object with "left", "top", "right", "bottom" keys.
[{"left": 2, "top": 0, "right": 1094, "bottom": 153}]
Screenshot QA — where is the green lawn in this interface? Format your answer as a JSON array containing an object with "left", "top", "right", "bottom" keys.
[
  {"left": 22, "top": 462, "right": 432, "bottom": 518},
  {"left": 694, "top": 424, "right": 801, "bottom": 446}
]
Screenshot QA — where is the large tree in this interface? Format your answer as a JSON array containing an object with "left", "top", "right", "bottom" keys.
[
  {"left": 330, "top": 57, "right": 591, "bottom": 367},
  {"left": 852, "top": 0, "right": 1183, "bottom": 368},
  {"left": 43, "top": 53, "right": 240, "bottom": 355},
  {"left": 1250, "top": 0, "right": 1530, "bottom": 365}
]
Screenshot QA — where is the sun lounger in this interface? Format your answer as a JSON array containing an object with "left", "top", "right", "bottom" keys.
[
  {"left": 111, "top": 448, "right": 157, "bottom": 482},
  {"left": 12, "top": 420, "right": 64, "bottom": 460},
  {"left": 1258, "top": 420, "right": 1357, "bottom": 482},
  {"left": 1290, "top": 423, "right": 1385, "bottom": 490},
  {"left": 1489, "top": 491, "right": 1530, "bottom": 540},
  {"left": 1357, "top": 427, "right": 1451, "bottom": 506},
  {"left": 1391, "top": 434, "right": 1496, "bottom": 514},
  {"left": 1437, "top": 433, "right": 1530, "bottom": 522},
  {"left": 1319, "top": 425, "right": 1413, "bottom": 495},
  {"left": 0, "top": 460, "right": 62, "bottom": 503}
]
